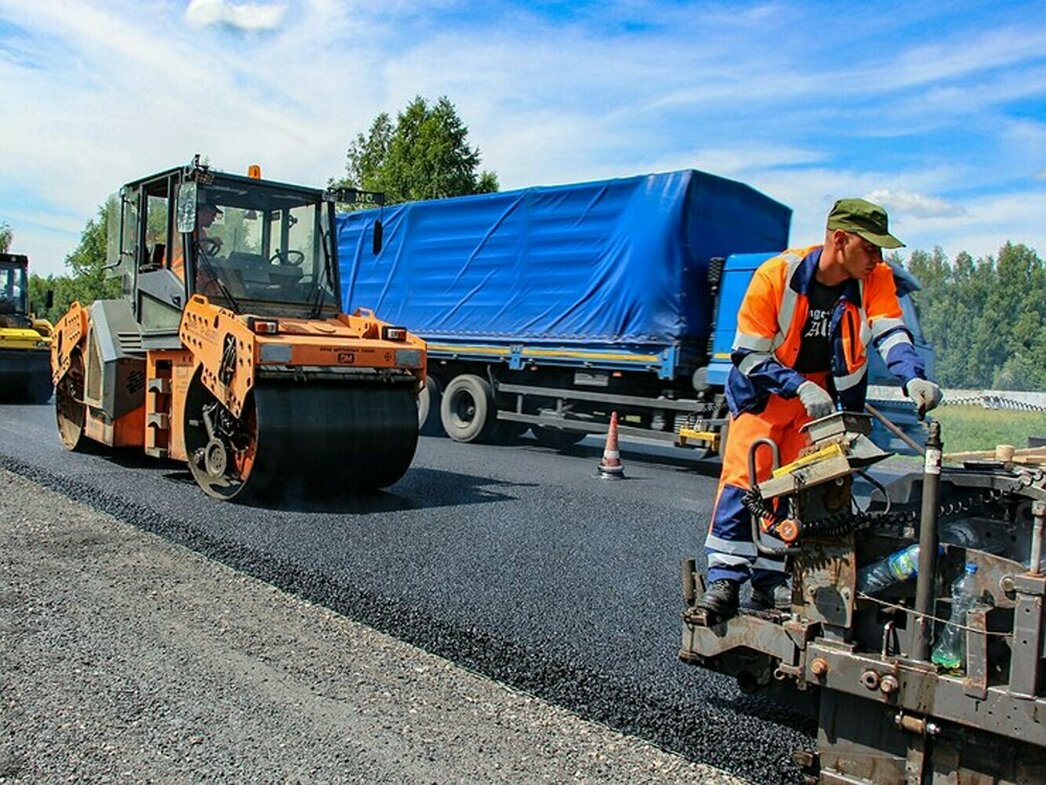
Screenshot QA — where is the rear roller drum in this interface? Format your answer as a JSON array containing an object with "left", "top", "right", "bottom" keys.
[
  {"left": 55, "top": 349, "right": 90, "bottom": 451},
  {"left": 183, "top": 369, "right": 419, "bottom": 502}
]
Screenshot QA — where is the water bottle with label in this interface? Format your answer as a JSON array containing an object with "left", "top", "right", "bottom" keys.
[
  {"left": 857, "top": 543, "right": 945, "bottom": 596},
  {"left": 931, "top": 563, "right": 980, "bottom": 671}
]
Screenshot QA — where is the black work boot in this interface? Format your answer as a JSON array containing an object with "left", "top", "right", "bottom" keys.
[
  {"left": 745, "top": 582, "right": 791, "bottom": 611},
  {"left": 697, "top": 579, "right": 739, "bottom": 621}
]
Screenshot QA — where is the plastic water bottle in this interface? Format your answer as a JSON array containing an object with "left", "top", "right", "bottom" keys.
[
  {"left": 931, "top": 563, "right": 980, "bottom": 671},
  {"left": 857, "top": 543, "right": 940, "bottom": 595}
]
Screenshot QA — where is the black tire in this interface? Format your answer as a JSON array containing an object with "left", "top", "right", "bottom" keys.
[
  {"left": 532, "top": 426, "right": 587, "bottom": 450},
  {"left": 417, "top": 375, "right": 444, "bottom": 435},
  {"left": 440, "top": 374, "right": 497, "bottom": 443}
]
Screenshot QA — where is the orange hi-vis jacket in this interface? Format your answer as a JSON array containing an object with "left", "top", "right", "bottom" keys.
[{"left": 726, "top": 245, "right": 925, "bottom": 416}]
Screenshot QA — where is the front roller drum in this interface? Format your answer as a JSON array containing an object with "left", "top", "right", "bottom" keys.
[{"left": 183, "top": 370, "right": 419, "bottom": 502}]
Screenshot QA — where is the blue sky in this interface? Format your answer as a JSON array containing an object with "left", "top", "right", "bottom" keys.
[{"left": 1, "top": 0, "right": 1044, "bottom": 277}]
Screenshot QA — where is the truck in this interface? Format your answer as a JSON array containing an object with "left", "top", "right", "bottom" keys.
[
  {"left": 0, "top": 253, "right": 54, "bottom": 404},
  {"left": 50, "top": 158, "right": 426, "bottom": 502},
  {"left": 336, "top": 170, "right": 932, "bottom": 455}
]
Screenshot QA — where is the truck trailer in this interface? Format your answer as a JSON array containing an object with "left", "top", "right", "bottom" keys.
[{"left": 336, "top": 170, "right": 931, "bottom": 454}]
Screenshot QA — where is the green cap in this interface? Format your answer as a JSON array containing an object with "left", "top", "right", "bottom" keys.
[{"left": 826, "top": 198, "right": 904, "bottom": 249}]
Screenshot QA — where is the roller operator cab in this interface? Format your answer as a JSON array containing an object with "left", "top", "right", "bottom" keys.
[
  {"left": 50, "top": 158, "right": 426, "bottom": 502},
  {"left": 0, "top": 253, "right": 54, "bottom": 404}
]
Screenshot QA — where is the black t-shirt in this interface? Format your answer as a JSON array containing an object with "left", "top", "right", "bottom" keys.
[{"left": 794, "top": 278, "right": 846, "bottom": 372}]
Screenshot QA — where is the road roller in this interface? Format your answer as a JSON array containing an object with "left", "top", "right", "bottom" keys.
[
  {"left": 680, "top": 412, "right": 1046, "bottom": 783},
  {"left": 50, "top": 157, "right": 425, "bottom": 501},
  {"left": 1, "top": 253, "right": 54, "bottom": 403}
]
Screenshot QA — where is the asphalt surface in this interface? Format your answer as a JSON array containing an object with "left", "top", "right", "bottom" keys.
[{"left": 0, "top": 401, "right": 816, "bottom": 784}]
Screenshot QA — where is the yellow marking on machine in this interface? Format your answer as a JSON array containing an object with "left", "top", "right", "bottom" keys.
[
  {"left": 679, "top": 428, "right": 719, "bottom": 450},
  {"left": 771, "top": 442, "right": 846, "bottom": 479},
  {"left": 428, "top": 343, "right": 511, "bottom": 357},
  {"left": 0, "top": 327, "right": 51, "bottom": 351},
  {"left": 428, "top": 343, "right": 660, "bottom": 364}
]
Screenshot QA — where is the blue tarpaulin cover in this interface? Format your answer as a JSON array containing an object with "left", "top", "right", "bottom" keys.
[{"left": 337, "top": 170, "right": 790, "bottom": 348}]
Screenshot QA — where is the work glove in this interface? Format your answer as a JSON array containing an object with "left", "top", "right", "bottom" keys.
[
  {"left": 797, "top": 381, "right": 835, "bottom": 420},
  {"left": 907, "top": 378, "right": 943, "bottom": 417}
]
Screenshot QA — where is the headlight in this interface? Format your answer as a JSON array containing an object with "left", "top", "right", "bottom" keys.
[{"left": 395, "top": 349, "right": 422, "bottom": 368}]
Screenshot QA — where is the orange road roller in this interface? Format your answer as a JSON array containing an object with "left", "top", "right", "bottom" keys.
[{"left": 50, "top": 157, "right": 425, "bottom": 502}]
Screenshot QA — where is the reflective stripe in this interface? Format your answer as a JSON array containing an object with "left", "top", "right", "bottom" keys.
[
  {"left": 705, "top": 534, "right": 757, "bottom": 556},
  {"left": 753, "top": 556, "right": 788, "bottom": 572},
  {"left": 777, "top": 253, "right": 804, "bottom": 336},
  {"left": 857, "top": 306, "right": 871, "bottom": 346},
  {"left": 733, "top": 330, "right": 774, "bottom": 352},
  {"left": 738, "top": 351, "right": 772, "bottom": 376},
  {"left": 708, "top": 552, "right": 754, "bottom": 568},
  {"left": 834, "top": 364, "right": 868, "bottom": 391},
  {"left": 872, "top": 316, "right": 907, "bottom": 338},
  {"left": 877, "top": 330, "right": 912, "bottom": 356}
]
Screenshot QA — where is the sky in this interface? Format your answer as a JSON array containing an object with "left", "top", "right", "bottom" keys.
[{"left": 1, "top": 0, "right": 1044, "bottom": 278}]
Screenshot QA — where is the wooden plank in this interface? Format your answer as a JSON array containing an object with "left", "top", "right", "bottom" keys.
[{"left": 944, "top": 445, "right": 1046, "bottom": 461}]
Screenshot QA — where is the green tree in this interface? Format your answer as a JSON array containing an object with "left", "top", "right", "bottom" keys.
[
  {"left": 28, "top": 200, "right": 122, "bottom": 322},
  {"left": 334, "top": 95, "right": 498, "bottom": 204},
  {"left": 908, "top": 242, "right": 1045, "bottom": 391},
  {"left": 0, "top": 222, "right": 11, "bottom": 253}
]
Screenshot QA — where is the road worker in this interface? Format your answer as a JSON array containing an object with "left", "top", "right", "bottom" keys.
[
  {"left": 698, "top": 197, "right": 943, "bottom": 621},
  {"left": 171, "top": 202, "right": 222, "bottom": 292}
]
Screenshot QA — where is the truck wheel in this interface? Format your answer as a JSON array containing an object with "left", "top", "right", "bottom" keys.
[
  {"left": 417, "top": 375, "right": 444, "bottom": 435},
  {"left": 441, "top": 374, "right": 496, "bottom": 443}
]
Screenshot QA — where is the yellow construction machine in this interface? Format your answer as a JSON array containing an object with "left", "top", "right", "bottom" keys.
[
  {"left": 0, "top": 253, "right": 53, "bottom": 403},
  {"left": 50, "top": 157, "right": 426, "bottom": 501}
]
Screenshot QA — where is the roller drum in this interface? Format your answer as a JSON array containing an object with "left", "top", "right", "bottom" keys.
[{"left": 185, "top": 373, "right": 419, "bottom": 502}]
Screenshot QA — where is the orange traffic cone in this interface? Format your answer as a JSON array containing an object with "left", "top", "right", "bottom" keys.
[{"left": 596, "top": 411, "right": 625, "bottom": 479}]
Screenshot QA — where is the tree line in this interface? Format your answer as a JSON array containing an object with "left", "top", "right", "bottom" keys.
[
  {"left": 904, "top": 243, "right": 1045, "bottom": 391},
  {"left": 9, "top": 95, "right": 1045, "bottom": 392}
]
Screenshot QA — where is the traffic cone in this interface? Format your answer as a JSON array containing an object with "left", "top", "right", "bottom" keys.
[{"left": 596, "top": 411, "right": 625, "bottom": 479}]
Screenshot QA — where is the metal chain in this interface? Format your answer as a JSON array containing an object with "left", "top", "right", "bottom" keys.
[{"left": 742, "top": 467, "right": 1042, "bottom": 540}]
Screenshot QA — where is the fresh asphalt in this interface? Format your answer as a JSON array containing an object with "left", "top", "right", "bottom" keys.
[{"left": 0, "top": 402, "right": 816, "bottom": 784}]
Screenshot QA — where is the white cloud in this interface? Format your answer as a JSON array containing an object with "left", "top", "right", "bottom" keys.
[
  {"left": 0, "top": 0, "right": 1043, "bottom": 277},
  {"left": 863, "top": 189, "right": 968, "bottom": 219},
  {"left": 185, "top": 0, "right": 287, "bottom": 32}
]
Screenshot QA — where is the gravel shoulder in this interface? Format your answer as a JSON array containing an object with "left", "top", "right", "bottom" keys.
[{"left": 0, "top": 469, "right": 745, "bottom": 784}]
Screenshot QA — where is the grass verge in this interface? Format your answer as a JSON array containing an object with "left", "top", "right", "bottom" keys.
[{"left": 932, "top": 406, "right": 1046, "bottom": 454}]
